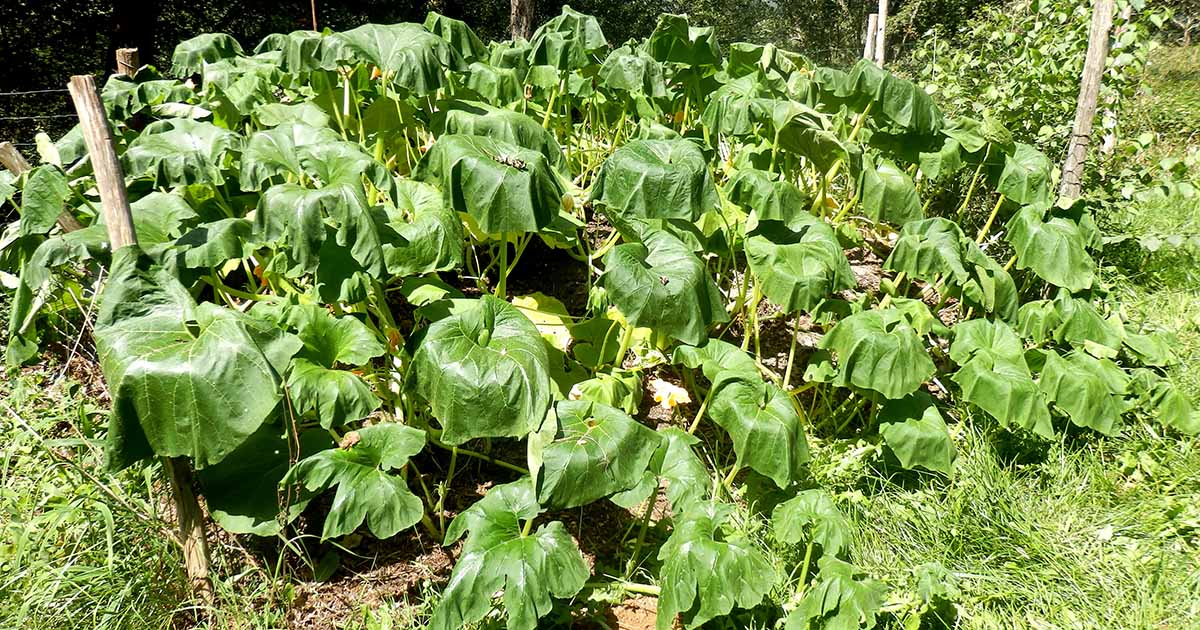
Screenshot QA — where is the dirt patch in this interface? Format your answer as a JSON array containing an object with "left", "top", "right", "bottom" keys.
[{"left": 599, "top": 596, "right": 663, "bottom": 630}]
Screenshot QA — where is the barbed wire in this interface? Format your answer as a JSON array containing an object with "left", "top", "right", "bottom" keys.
[
  {"left": 0, "top": 88, "right": 69, "bottom": 97},
  {"left": 0, "top": 114, "right": 76, "bottom": 122}
]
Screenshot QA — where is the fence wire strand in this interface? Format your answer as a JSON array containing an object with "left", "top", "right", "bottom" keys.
[{"left": 0, "top": 88, "right": 69, "bottom": 97}]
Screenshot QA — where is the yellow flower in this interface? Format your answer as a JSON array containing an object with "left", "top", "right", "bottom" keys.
[{"left": 650, "top": 378, "right": 691, "bottom": 411}]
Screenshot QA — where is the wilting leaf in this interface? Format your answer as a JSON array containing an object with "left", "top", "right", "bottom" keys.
[
  {"left": 284, "top": 423, "right": 426, "bottom": 539},
  {"left": 1005, "top": 203, "right": 1095, "bottom": 292},
  {"left": 590, "top": 139, "right": 718, "bottom": 221},
  {"left": 786, "top": 557, "right": 887, "bottom": 630},
  {"left": 746, "top": 212, "right": 855, "bottom": 314},
  {"left": 410, "top": 295, "right": 552, "bottom": 444},
  {"left": 431, "top": 479, "right": 589, "bottom": 630},
  {"left": 819, "top": 308, "right": 935, "bottom": 399},
  {"left": 772, "top": 489, "right": 851, "bottom": 557},
  {"left": 708, "top": 378, "right": 809, "bottom": 488},
  {"left": 878, "top": 392, "right": 956, "bottom": 475}
]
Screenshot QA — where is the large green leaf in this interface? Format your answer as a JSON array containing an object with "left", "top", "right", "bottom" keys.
[
  {"left": 18, "top": 165, "right": 72, "bottom": 236},
  {"left": 672, "top": 337, "right": 760, "bottom": 385},
  {"left": 772, "top": 489, "right": 851, "bottom": 558},
  {"left": 1005, "top": 203, "right": 1095, "bottom": 292},
  {"left": 657, "top": 502, "right": 774, "bottom": 630},
  {"left": 431, "top": 479, "right": 589, "bottom": 630},
  {"left": 95, "top": 250, "right": 301, "bottom": 470},
  {"left": 949, "top": 319, "right": 1053, "bottom": 438},
  {"left": 602, "top": 227, "right": 728, "bottom": 345},
  {"left": 283, "top": 423, "right": 426, "bottom": 539},
  {"left": 724, "top": 168, "right": 809, "bottom": 222},
  {"left": 198, "top": 425, "right": 334, "bottom": 536},
  {"left": 527, "top": 6, "right": 608, "bottom": 70},
  {"left": 462, "top": 62, "right": 524, "bottom": 105},
  {"left": 171, "top": 33, "right": 244, "bottom": 75},
  {"left": 333, "top": 23, "right": 465, "bottom": 95},
  {"left": 590, "top": 139, "right": 718, "bottom": 221},
  {"left": 643, "top": 13, "right": 721, "bottom": 67},
  {"left": 858, "top": 152, "right": 922, "bottom": 226},
  {"left": 381, "top": 179, "right": 465, "bottom": 277},
  {"left": 746, "top": 212, "right": 855, "bottom": 314},
  {"left": 786, "top": 557, "right": 887, "bottom": 630},
  {"left": 410, "top": 295, "right": 552, "bottom": 445},
  {"left": 993, "top": 143, "right": 1053, "bottom": 205},
  {"left": 423, "top": 11, "right": 487, "bottom": 62},
  {"left": 432, "top": 101, "right": 567, "bottom": 173},
  {"left": 599, "top": 45, "right": 669, "bottom": 98},
  {"left": 878, "top": 392, "right": 956, "bottom": 475},
  {"left": 1038, "top": 350, "right": 1130, "bottom": 436},
  {"left": 830, "top": 59, "right": 943, "bottom": 135},
  {"left": 819, "top": 308, "right": 935, "bottom": 400},
  {"left": 414, "top": 134, "right": 564, "bottom": 235},
  {"left": 287, "top": 360, "right": 381, "bottom": 429},
  {"left": 123, "top": 119, "right": 241, "bottom": 187},
  {"left": 708, "top": 378, "right": 809, "bottom": 488},
  {"left": 257, "top": 182, "right": 385, "bottom": 279},
  {"left": 102, "top": 69, "right": 194, "bottom": 120},
  {"left": 536, "top": 400, "right": 662, "bottom": 508},
  {"left": 239, "top": 123, "right": 343, "bottom": 191},
  {"left": 254, "top": 30, "right": 344, "bottom": 73}
]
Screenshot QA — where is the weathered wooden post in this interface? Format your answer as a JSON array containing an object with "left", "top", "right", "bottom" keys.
[
  {"left": 1059, "top": 0, "right": 1116, "bottom": 200},
  {"left": 0, "top": 141, "right": 85, "bottom": 232},
  {"left": 864, "top": 14, "right": 879, "bottom": 61},
  {"left": 115, "top": 47, "right": 139, "bottom": 76},
  {"left": 875, "top": 0, "right": 889, "bottom": 66},
  {"left": 66, "top": 73, "right": 215, "bottom": 607}
]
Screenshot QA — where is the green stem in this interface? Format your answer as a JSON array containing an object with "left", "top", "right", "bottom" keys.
[
  {"left": 782, "top": 313, "right": 802, "bottom": 388},
  {"left": 623, "top": 487, "right": 657, "bottom": 580},
  {"left": 687, "top": 386, "right": 715, "bottom": 434},
  {"left": 428, "top": 436, "right": 529, "bottom": 475},
  {"left": 956, "top": 145, "right": 992, "bottom": 220},
  {"left": 613, "top": 323, "right": 635, "bottom": 369},
  {"left": 975, "top": 194, "right": 1006, "bottom": 245},
  {"left": 496, "top": 234, "right": 510, "bottom": 298},
  {"left": 584, "top": 581, "right": 661, "bottom": 596},
  {"left": 591, "top": 231, "right": 621, "bottom": 259},
  {"left": 797, "top": 540, "right": 815, "bottom": 592},
  {"left": 205, "top": 273, "right": 271, "bottom": 302},
  {"left": 521, "top": 517, "right": 534, "bottom": 537}
]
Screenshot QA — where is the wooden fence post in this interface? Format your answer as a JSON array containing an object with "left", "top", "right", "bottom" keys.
[
  {"left": 115, "top": 48, "right": 139, "bottom": 76},
  {"left": 0, "top": 141, "right": 85, "bottom": 232},
  {"left": 864, "top": 14, "right": 879, "bottom": 61},
  {"left": 875, "top": 0, "right": 889, "bottom": 66},
  {"left": 66, "top": 73, "right": 215, "bottom": 607},
  {"left": 1058, "top": 0, "right": 1115, "bottom": 200}
]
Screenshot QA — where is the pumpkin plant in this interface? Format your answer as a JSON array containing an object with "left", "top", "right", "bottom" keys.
[{"left": 2, "top": 7, "right": 1194, "bottom": 629}]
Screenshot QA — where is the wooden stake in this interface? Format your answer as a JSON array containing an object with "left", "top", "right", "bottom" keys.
[
  {"left": 115, "top": 48, "right": 139, "bottom": 77},
  {"left": 875, "top": 0, "right": 889, "bottom": 66},
  {"left": 0, "top": 141, "right": 85, "bottom": 232},
  {"left": 1058, "top": 0, "right": 1115, "bottom": 200},
  {"left": 66, "top": 73, "right": 215, "bottom": 607},
  {"left": 510, "top": 0, "right": 534, "bottom": 40},
  {"left": 66, "top": 76, "right": 137, "bottom": 247},
  {"left": 864, "top": 14, "right": 879, "bottom": 61}
]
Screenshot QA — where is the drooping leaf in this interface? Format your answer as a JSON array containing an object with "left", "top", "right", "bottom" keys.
[
  {"left": 198, "top": 424, "right": 334, "bottom": 536},
  {"left": 423, "top": 11, "right": 487, "bottom": 62},
  {"left": 431, "top": 479, "right": 589, "bottom": 630},
  {"left": 724, "top": 168, "right": 809, "bottom": 222},
  {"left": 333, "top": 23, "right": 466, "bottom": 95},
  {"left": 536, "top": 400, "right": 662, "bottom": 508},
  {"left": 283, "top": 423, "right": 426, "bottom": 539},
  {"left": 786, "top": 557, "right": 887, "bottom": 630},
  {"left": 287, "top": 360, "right": 381, "bottom": 429},
  {"left": 171, "top": 33, "right": 244, "bottom": 75},
  {"left": 123, "top": 119, "right": 241, "bottom": 187},
  {"left": 95, "top": 250, "right": 301, "bottom": 470},
  {"left": 858, "top": 152, "right": 922, "bottom": 226},
  {"left": 1038, "top": 349, "right": 1130, "bottom": 436},
  {"left": 1005, "top": 203, "right": 1095, "bottom": 292},
  {"left": 819, "top": 308, "right": 935, "bottom": 400},
  {"left": 239, "top": 122, "right": 343, "bottom": 191},
  {"left": 599, "top": 45, "right": 669, "bottom": 99},
  {"left": 672, "top": 337, "right": 760, "bottom": 385},
  {"left": 772, "top": 489, "right": 851, "bottom": 558},
  {"left": 410, "top": 295, "right": 552, "bottom": 445},
  {"left": 949, "top": 319, "right": 1053, "bottom": 438},
  {"left": 602, "top": 226, "right": 728, "bottom": 345},
  {"left": 878, "top": 392, "right": 956, "bottom": 475},
  {"left": 746, "top": 212, "right": 855, "bottom": 314},
  {"left": 462, "top": 62, "right": 525, "bottom": 105},
  {"left": 414, "top": 134, "right": 564, "bottom": 235},
  {"left": 657, "top": 502, "right": 774, "bottom": 630},
  {"left": 18, "top": 165, "right": 72, "bottom": 236},
  {"left": 590, "top": 139, "right": 718, "bottom": 221},
  {"left": 432, "top": 101, "right": 567, "bottom": 173},
  {"left": 254, "top": 30, "right": 344, "bottom": 73},
  {"left": 707, "top": 378, "right": 809, "bottom": 488},
  {"left": 643, "top": 13, "right": 721, "bottom": 67},
  {"left": 993, "top": 143, "right": 1052, "bottom": 205},
  {"left": 381, "top": 179, "right": 465, "bottom": 277},
  {"left": 527, "top": 6, "right": 608, "bottom": 70}
]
